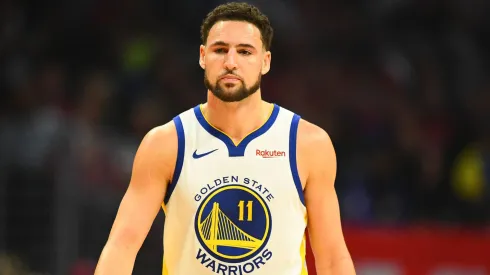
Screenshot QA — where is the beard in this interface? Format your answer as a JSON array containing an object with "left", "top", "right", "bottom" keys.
[{"left": 204, "top": 70, "right": 261, "bottom": 102}]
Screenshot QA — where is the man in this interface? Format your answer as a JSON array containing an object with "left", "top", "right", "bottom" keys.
[{"left": 95, "top": 2, "right": 355, "bottom": 275}]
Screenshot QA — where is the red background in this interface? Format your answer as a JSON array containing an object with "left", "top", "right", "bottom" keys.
[{"left": 305, "top": 226, "right": 490, "bottom": 275}]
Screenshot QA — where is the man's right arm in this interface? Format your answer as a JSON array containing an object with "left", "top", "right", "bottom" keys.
[{"left": 95, "top": 121, "right": 178, "bottom": 275}]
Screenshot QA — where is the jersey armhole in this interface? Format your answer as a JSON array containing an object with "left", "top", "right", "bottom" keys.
[
  {"left": 289, "top": 114, "right": 306, "bottom": 206},
  {"left": 163, "top": 115, "right": 186, "bottom": 205}
]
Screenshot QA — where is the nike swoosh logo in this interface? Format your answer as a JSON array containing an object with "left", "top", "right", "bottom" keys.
[{"left": 193, "top": 149, "right": 218, "bottom": 159}]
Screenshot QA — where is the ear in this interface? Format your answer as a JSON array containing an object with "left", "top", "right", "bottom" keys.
[
  {"left": 261, "top": 50, "right": 271, "bottom": 75},
  {"left": 199, "top": 45, "right": 206, "bottom": 70}
]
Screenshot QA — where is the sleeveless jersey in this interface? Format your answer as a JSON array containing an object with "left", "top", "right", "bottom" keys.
[{"left": 161, "top": 103, "right": 308, "bottom": 275}]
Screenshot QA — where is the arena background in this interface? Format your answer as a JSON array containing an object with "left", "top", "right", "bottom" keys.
[{"left": 1, "top": 0, "right": 489, "bottom": 274}]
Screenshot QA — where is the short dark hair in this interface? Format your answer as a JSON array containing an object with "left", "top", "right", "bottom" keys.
[{"left": 200, "top": 2, "right": 273, "bottom": 51}]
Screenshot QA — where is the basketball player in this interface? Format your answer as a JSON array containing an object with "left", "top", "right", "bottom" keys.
[{"left": 95, "top": 2, "right": 355, "bottom": 275}]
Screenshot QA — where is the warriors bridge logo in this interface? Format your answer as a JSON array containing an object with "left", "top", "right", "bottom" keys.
[{"left": 194, "top": 176, "right": 274, "bottom": 274}]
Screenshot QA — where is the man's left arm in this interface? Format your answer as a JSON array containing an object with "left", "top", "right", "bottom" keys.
[{"left": 298, "top": 120, "right": 356, "bottom": 275}]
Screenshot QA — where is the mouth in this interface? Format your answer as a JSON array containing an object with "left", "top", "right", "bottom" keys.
[{"left": 219, "top": 74, "right": 241, "bottom": 81}]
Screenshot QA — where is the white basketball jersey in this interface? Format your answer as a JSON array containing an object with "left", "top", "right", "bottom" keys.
[{"left": 161, "top": 103, "right": 308, "bottom": 275}]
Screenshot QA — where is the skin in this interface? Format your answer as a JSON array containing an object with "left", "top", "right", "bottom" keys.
[{"left": 95, "top": 20, "right": 355, "bottom": 275}]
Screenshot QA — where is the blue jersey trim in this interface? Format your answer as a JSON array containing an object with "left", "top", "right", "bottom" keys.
[
  {"left": 289, "top": 114, "right": 306, "bottom": 206},
  {"left": 193, "top": 104, "right": 280, "bottom": 157},
  {"left": 164, "top": 116, "right": 185, "bottom": 205}
]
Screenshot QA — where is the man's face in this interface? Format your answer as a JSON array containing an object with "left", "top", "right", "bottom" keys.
[{"left": 200, "top": 20, "right": 271, "bottom": 102}]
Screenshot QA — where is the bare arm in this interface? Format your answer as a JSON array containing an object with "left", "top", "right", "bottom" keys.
[
  {"left": 95, "top": 122, "right": 177, "bottom": 275},
  {"left": 298, "top": 120, "right": 356, "bottom": 275}
]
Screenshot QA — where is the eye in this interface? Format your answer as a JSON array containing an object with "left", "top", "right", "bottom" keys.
[
  {"left": 238, "top": 50, "right": 252, "bottom": 55},
  {"left": 214, "top": 48, "right": 227, "bottom": 54}
]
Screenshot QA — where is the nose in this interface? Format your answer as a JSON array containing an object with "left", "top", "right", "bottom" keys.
[{"left": 223, "top": 49, "right": 238, "bottom": 71}]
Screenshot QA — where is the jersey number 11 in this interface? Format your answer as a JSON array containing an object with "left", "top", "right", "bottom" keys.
[{"left": 238, "top": 200, "right": 253, "bottom": 221}]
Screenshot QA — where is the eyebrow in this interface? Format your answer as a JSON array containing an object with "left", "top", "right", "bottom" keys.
[{"left": 209, "top": 41, "right": 257, "bottom": 50}]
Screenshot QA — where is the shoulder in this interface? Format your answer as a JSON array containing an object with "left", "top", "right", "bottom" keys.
[
  {"left": 296, "top": 118, "right": 337, "bottom": 184},
  {"left": 133, "top": 120, "right": 179, "bottom": 180},
  {"left": 140, "top": 121, "right": 178, "bottom": 153},
  {"left": 296, "top": 119, "right": 334, "bottom": 154}
]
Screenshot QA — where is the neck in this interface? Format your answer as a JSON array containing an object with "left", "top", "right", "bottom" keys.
[{"left": 202, "top": 90, "right": 271, "bottom": 143}]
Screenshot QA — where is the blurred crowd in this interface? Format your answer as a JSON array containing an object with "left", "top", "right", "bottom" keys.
[{"left": 1, "top": 0, "right": 490, "bottom": 274}]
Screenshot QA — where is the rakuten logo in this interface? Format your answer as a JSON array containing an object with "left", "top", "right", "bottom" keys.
[{"left": 256, "top": 149, "right": 286, "bottom": 158}]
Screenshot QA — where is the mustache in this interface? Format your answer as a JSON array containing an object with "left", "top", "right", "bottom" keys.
[{"left": 219, "top": 71, "right": 242, "bottom": 80}]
